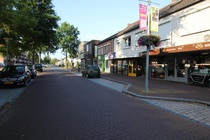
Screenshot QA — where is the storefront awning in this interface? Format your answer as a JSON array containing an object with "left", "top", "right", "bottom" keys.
[{"left": 162, "top": 42, "right": 210, "bottom": 53}]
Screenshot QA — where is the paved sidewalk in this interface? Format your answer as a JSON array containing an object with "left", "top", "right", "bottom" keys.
[
  {"left": 86, "top": 77, "right": 210, "bottom": 128},
  {"left": 101, "top": 73, "right": 210, "bottom": 106}
]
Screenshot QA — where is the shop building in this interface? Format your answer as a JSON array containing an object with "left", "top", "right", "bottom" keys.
[
  {"left": 78, "top": 41, "right": 88, "bottom": 70},
  {"left": 97, "top": 34, "right": 116, "bottom": 73},
  {"left": 83, "top": 40, "right": 100, "bottom": 68},
  {"left": 151, "top": 0, "right": 210, "bottom": 83},
  {"left": 98, "top": 0, "right": 210, "bottom": 83}
]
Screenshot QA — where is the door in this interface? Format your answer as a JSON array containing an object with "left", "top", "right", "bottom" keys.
[
  {"left": 166, "top": 57, "right": 187, "bottom": 82},
  {"left": 128, "top": 60, "right": 137, "bottom": 77}
]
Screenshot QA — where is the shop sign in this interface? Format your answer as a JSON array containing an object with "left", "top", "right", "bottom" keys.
[
  {"left": 162, "top": 42, "right": 210, "bottom": 53},
  {"left": 108, "top": 52, "right": 116, "bottom": 59},
  {"left": 139, "top": 4, "right": 147, "bottom": 31}
]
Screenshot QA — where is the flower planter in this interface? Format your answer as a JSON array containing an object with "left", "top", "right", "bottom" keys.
[{"left": 138, "top": 34, "right": 161, "bottom": 47}]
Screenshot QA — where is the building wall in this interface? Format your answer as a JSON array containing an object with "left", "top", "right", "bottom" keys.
[
  {"left": 78, "top": 41, "right": 87, "bottom": 60},
  {"left": 108, "top": 0, "right": 210, "bottom": 82},
  {"left": 113, "top": 28, "right": 146, "bottom": 59},
  {"left": 159, "top": 1, "right": 210, "bottom": 48},
  {"left": 85, "top": 40, "right": 100, "bottom": 66},
  {"left": 97, "top": 40, "right": 114, "bottom": 72}
]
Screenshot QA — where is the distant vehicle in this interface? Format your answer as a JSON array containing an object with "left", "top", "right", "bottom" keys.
[
  {"left": 34, "top": 63, "right": 43, "bottom": 72},
  {"left": 27, "top": 65, "right": 37, "bottom": 79},
  {"left": 82, "top": 65, "right": 100, "bottom": 78},
  {"left": 0, "top": 65, "right": 31, "bottom": 87}
]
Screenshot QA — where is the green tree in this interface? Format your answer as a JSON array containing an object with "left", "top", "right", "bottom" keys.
[
  {"left": 0, "top": 0, "right": 20, "bottom": 59},
  {"left": 0, "top": 0, "right": 60, "bottom": 64},
  {"left": 42, "top": 55, "right": 51, "bottom": 64},
  {"left": 51, "top": 58, "right": 58, "bottom": 65},
  {"left": 56, "top": 22, "right": 80, "bottom": 64}
]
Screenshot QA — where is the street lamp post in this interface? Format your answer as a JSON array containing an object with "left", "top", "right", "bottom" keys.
[
  {"left": 145, "top": 0, "right": 151, "bottom": 92},
  {"left": 139, "top": 0, "right": 159, "bottom": 92}
]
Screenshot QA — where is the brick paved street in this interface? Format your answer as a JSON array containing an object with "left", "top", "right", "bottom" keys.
[
  {"left": 0, "top": 68, "right": 210, "bottom": 140},
  {"left": 75, "top": 71, "right": 210, "bottom": 129}
]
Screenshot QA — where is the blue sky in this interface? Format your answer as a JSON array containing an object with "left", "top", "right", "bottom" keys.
[{"left": 50, "top": 0, "right": 171, "bottom": 59}]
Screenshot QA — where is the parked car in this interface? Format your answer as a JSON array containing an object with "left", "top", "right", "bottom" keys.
[
  {"left": 27, "top": 65, "right": 37, "bottom": 79},
  {"left": 34, "top": 63, "right": 43, "bottom": 72},
  {"left": 0, "top": 65, "right": 31, "bottom": 87},
  {"left": 82, "top": 65, "right": 100, "bottom": 78}
]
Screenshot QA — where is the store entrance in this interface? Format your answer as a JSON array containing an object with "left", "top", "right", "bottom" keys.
[
  {"left": 128, "top": 60, "right": 137, "bottom": 77},
  {"left": 166, "top": 56, "right": 188, "bottom": 82}
]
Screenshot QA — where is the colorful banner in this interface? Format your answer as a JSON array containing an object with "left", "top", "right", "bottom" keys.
[
  {"left": 150, "top": 6, "right": 159, "bottom": 32},
  {"left": 139, "top": 4, "right": 147, "bottom": 31}
]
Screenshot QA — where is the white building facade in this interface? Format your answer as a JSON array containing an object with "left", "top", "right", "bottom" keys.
[{"left": 108, "top": 0, "right": 210, "bottom": 83}]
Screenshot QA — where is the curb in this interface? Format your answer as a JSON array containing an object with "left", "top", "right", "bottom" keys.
[
  {"left": 102, "top": 77, "right": 210, "bottom": 106},
  {"left": 68, "top": 71, "right": 210, "bottom": 106}
]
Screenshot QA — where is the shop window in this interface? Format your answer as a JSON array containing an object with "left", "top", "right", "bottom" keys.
[
  {"left": 151, "top": 64, "right": 165, "bottom": 79},
  {"left": 123, "top": 60, "right": 128, "bottom": 75},
  {"left": 177, "top": 64, "right": 185, "bottom": 78},
  {"left": 168, "top": 64, "right": 175, "bottom": 77},
  {"left": 117, "top": 60, "right": 123, "bottom": 75}
]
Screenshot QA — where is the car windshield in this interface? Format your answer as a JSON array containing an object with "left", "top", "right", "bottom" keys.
[
  {"left": 89, "top": 65, "right": 99, "bottom": 71},
  {"left": 1, "top": 66, "right": 25, "bottom": 73},
  {"left": 35, "top": 64, "right": 42, "bottom": 67}
]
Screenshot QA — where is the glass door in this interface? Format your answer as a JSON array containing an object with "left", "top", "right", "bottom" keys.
[
  {"left": 128, "top": 60, "right": 137, "bottom": 77},
  {"left": 166, "top": 56, "right": 188, "bottom": 82}
]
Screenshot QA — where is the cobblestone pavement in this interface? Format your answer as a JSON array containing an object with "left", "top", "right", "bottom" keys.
[
  {"left": 141, "top": 99, "right": 210, "bottom": 128},
  {"left": 74, "top": 72, "right": 210, "bottom": 129}
]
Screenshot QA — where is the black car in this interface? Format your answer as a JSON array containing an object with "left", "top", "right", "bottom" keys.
[
  {"left": 27, "top": 65, "right": 37, "bottom": 79},
  {"left": 82, "top": 65, "right": 101, "bottom": 78},
  {"left": 0, "top": 65, "right": 31, "bottom": 87},
  {"left": 34, "top": 63, "right": 43, "bottom": 72}
]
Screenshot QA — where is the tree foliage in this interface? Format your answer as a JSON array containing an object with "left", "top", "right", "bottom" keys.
[
  {"left": 0, "top": 0, "right": 60, "bottom": 64},
  {"left": 56, "top": 22, "right": 80, "bottom": 59},
  {"left": 51, "top": 57, "right": 59, "bottom": 65},
  {"left": 42, "top": 55, "right": 51, "bottom": 64}
]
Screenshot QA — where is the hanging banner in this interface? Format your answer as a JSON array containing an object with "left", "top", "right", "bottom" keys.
[
  {"left": 139, "top": 4, "right": 147, "bottom": 31},
  {"left": 150, "top": 6, "right": 159, "bottom": 32}
]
